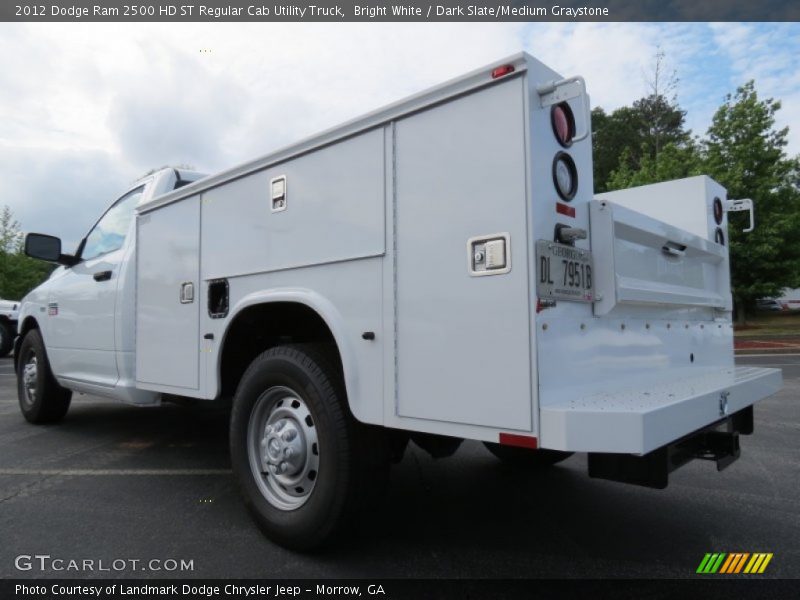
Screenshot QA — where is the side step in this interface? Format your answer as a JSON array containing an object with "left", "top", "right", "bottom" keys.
[{"left": 587, "top": 407, "right": 751, "bottom": 489}]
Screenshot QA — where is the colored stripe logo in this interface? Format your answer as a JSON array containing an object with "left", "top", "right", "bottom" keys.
[{"left": 697, "top": 553, "right": 773, "bottom": 574}]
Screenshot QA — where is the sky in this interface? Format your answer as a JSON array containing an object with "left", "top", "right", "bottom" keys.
[{"left": 0, "top": 21, "right": 798, "bottom": 250}]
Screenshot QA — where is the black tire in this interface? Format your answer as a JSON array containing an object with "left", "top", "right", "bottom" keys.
[
  {"left": 230, "top": 344, "right": 389, "bottom": 551},
  {"left": 0, "top": 320, "right": 13, "bottom": 358},
  {"left": 483, "top": 442, "right": 573, "bottom": 468},
  {"left": 17, "top": 329, "right": 71, "bottom": 424}
]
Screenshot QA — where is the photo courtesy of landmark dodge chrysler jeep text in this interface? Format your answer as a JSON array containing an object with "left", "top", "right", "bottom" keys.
[{"left": 15, "top": 53, "right": 782, "bottom": 550}]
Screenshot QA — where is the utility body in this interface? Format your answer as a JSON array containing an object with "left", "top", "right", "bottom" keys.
[{"left": 16, "top": 53, "right": 782, "bottom": 548}]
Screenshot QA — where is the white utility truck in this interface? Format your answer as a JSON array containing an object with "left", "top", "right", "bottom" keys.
[{"left": 16, "top": 53, "right": 782, "bottom": 550}]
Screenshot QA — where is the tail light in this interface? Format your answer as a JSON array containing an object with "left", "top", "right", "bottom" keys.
[
  {"left": 551, "top": 102, "right": 575, "bottom": 147},
  {"left": 552, "top": 152, "right": 578, "bottom": 201},
  {"left": 713, "top": 197, "right": 724, "bottom": 224}
]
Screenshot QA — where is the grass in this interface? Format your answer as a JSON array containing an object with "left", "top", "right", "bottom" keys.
[{"left": 734, "top": 311, "right": 800, "bottom": 338}]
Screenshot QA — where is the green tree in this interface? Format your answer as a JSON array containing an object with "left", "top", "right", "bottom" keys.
[
  {"left": 593, "top": 50, "right": 691, "bottom": 192},
  {"left": 0, "top": 206, "right": 54, "bottom": 300},
  {"left": 701, "top": 81, "right": 800, "bottom": 321},
  {"left": 606, "top": 141, "right": 701, "bottom": 190},
  {"left": 592, "top": 106, "right": 643, "bottom": 192}
]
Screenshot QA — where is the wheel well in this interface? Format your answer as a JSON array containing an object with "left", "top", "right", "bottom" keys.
[
  {"left": 13, "top": 317, "right": 39, "bottom": 370},
  {"left": 18, "top": 316, "right": 38, "bottom": 337},
  {"left": 219, "top": 302, "right": 342, "bottom": 399}
]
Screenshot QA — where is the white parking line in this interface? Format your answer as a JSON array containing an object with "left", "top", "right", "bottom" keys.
[{"left": 0, "top": 468, "right": 232, "bottom": 476}]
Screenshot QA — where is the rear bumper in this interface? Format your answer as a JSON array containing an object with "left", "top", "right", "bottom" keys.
[
  {"left": 587, "top": 410, "right": 751, "bottom": 489},
  {"left": 540, "top": 366, "right": 782, "bottom": 454}
]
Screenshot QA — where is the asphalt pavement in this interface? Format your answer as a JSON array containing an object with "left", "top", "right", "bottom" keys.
[{"left": 0, "top": 355, "right": 797, "bottom": 579}]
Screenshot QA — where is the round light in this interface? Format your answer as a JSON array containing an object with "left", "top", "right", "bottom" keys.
[
  {"left": 713, "top": 197, "right": 724, "bottom": 225},
  {"left": 715, "top": 227, "right": 725, "bottom": 246},
  {"left": 551, "top": 102, "right": 575, "bottom": 147},
  {"left": 552, "top": 152, "right": 578, "bottom": 201}
]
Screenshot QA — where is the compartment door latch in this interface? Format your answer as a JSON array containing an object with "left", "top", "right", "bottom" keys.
[{"left": 468, "top": 233, "right": 511, "bottom": 276}]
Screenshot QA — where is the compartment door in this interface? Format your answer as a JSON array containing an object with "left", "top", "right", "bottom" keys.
[
  {"left": 590, "top": 199, "right": 732, "bottom": 316},
  {"left": 394, "top": 79, "right": 532, "bottom": 430},
  {"left": 136, "top": 197, "right": 201, "bottom": 392}
]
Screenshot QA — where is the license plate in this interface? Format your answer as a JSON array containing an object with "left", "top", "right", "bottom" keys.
[{"left": 535, "top": 240, "right": 594, "bottom": 302}]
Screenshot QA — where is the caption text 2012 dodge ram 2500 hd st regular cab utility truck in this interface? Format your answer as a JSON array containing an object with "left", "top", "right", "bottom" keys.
[{"left": 15, "top": 53, "right": 782, "bottom": 550}]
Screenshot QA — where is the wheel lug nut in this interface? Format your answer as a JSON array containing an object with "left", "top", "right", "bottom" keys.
[
  {"left": 280, "top": 461, "right": 289, "bottom": 472},
  {"left": 282, "top": 430, "right": 297, "bottom": 442},
  {"left": 284, "top": 447, "right": 294, "bottom": 458}
]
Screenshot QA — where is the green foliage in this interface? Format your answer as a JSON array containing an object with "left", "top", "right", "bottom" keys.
[
  {"left": 593, "top": 51, "right": 691, "bottom": 192},
  {"left": 701, "top": 82, "right": 800, "bottom": 316},
  {"left": 607, "top": 142, "right": 702, "bottom": 190},
  {"left": 0, "top": 206, "right": 54, "bottom": 301},
  {"left": 592, "top": 98, "right": 691, "bottom": 193}
]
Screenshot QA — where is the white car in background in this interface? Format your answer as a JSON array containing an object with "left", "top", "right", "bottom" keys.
[
  {"left": 778, "top": 288, "right": 800, "bottom": 312},
  {"left": 0, "top": 298, "right": 19, "bottom": 357},
  {"left": 756, "top": 298, "right": 785, "bottom": 312}
]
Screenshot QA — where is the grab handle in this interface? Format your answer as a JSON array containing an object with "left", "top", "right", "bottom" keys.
[
  {"left": 536, "top": 76, "right": 591, "bottom": 142},
  {"left": 725, "top": 198, "right": 755, "bottom": 233}
]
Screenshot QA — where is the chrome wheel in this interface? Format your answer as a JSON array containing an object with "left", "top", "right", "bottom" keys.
[
  {"left": 247, "top": 386, "right": 319, "bottom": 511},
  {"left": 22, "top": 354, "right": 38, "bottom": 408}
]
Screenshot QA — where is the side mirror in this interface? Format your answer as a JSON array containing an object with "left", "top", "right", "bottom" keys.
[{"left": 24, "top": 233, "right": 78, "bottom": 266}]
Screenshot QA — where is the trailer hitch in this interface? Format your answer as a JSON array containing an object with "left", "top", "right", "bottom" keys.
[
  {"left": 588, "top": 407, "right": 752, "bottom": 489},
  {"left": 671, "top": 430, "right": 741, "bottom": 472}
]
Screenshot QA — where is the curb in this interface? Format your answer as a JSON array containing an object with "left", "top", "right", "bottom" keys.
[{"left": 735, "top": 348, "right": 800, "bottom": 355}]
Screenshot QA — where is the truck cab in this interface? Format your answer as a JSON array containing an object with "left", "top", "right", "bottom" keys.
[{"left": 15, "top": 168, "right": 206, "bottom": 405}]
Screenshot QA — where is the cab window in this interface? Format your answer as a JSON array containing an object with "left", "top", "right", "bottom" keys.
[{"left": 81, "top": 187, "right": 144, "bottom": 260}]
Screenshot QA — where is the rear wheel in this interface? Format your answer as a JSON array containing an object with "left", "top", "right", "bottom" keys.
[
  {"left": 483, "top": 442, "right": 573, "bottom": 468},
  {"left": 0, "top": 320, "right": 13, "bottom": 358},
  {"left": 17, "top": 329, "right": 72, "bottom": 423},
  {"left": 230, "top": 344, "right": 388, "bottom": 550}
]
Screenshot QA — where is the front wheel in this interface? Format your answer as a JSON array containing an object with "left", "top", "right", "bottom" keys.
[
  {"left": 17, "top": 329, "right": 72, "bottom": 423},
  {"left": 230, "top": 344, "right": 388, "bottom": 550}
]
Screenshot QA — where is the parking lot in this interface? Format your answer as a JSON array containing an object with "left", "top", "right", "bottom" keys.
[{"left": 0, "top": 355, "right": 797, "bottom": 579}]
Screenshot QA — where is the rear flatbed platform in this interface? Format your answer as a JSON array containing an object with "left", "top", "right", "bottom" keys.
[{"left": 540, "top": 366, "right": 782, "bottom": 454}]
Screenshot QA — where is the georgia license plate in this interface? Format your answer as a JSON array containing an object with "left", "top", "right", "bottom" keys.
[{"left": 535, "top": 240, "right": 594, "bottom": 302}]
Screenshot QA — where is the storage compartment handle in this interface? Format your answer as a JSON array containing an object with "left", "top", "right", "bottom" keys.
[
  {"left": 536, "top": 76, "right": 591, "bottom": 142},
  {"left": 661, "top": 241, "right": 686, "bottom": 258}
]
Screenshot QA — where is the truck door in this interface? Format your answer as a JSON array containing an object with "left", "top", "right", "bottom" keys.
[
  {"left": 394, "top": 77, "right": 533, "bottom": 429},
  {"left": 45, "top": 187, "right": 144, "bottom": 387}
]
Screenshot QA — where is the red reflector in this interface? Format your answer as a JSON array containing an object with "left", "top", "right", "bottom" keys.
[
  {"left": 499, "top": 433, "right": 538, "bottom": 449},
  {"left": 713, "top": 197, "right": 724, "bottom": 225},
  {"left": 491, "top": 64, "right": 515, "bottom": 79},
  {"left": 556, "top": 202, "right": 576, "bottom": 218},
  {"left": 551, "top": 103, "right": 575, "bottom": 147}
]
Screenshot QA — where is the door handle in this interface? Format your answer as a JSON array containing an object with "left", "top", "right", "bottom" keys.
[
  {"left": 661, "top": 242, "right": 686, "bottom": 258},
  {"left": 93, "top": 270, "right": 112, "bottom": 282}
]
